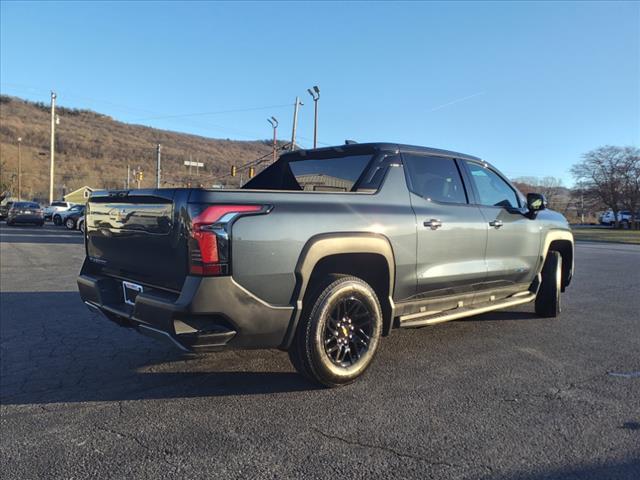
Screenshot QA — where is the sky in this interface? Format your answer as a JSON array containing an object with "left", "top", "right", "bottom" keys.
[{"left": 1, "top": 1, "right": 638, "bottom": 185}]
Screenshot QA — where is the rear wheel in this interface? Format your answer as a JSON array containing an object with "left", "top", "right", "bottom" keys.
[
  {"left": 288, "top": 275, "right": 382, "bottom": 387},
  {"left": 79, "top": 220, "right": 85, "bottom": 233},
  {"left": 65, "top": 217, "right": 76, "bottom": 229},
  {"left": 53, "top": 215, "right": 61, "bottom": 226},
  {"left": 535, "top": 251, "right": 562, "bottom": 318}
]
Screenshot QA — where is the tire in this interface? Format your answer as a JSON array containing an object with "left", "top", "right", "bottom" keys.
[
  {"left": 288, "top": 275, "right": 383, "bottom": 387},
  {"left": 53, "top": 215, "right": 61, "bottom": 226},
  {"left": 38, "top": 221, "right": 44, "bottom": 227},
  {"left": 535, "top": 251, "right": 562, "bottom": 318},
  {"left": 6, "top": 220, "right": 13, "bottom": 226},
  {"left": 65, "top": 218, "right": 76, "bottom": 229},
  {"left": 79, "top": 221, "right": 85, "bottom": 233}
]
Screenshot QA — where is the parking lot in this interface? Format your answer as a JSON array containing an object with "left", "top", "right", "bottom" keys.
[{"left": 1, "top": 222, "right": 639, "bottom": 479}]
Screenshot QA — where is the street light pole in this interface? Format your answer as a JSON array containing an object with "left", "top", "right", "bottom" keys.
[
  {"left": 49, "top": 91, "right": 57, "bottom": 204},
  {"left": 267, "top": 117, "right": 278, "bottom": 163},
  {"left": 290, "top": 97, "right": 303, "bottom": 151},
  {"left": 307, "top": 86, "right": 320, "bottom": 149},
  {"left": 17, "top": 137, "right": 22, "bottom": 199},
  {"left": 156, "top": 143, "right": 162, "bottom": 188}
]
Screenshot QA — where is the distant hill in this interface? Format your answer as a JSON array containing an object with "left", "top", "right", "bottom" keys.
[{"left": 0, "top": 95, "right": 276, "bottom": 201}]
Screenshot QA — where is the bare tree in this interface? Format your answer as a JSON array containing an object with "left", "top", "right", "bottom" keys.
[
  {"left": 512, "top": 175, "right": 566, "bottom": 209},
  {"left": 619, "top": 149, "right": 640, "bottom": 225},
  {"left": 571, "top": 146, "right": 639, "bottom": 228}
]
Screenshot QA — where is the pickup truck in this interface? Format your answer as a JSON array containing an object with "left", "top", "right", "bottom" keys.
[{"left": 78, "top": 143, "right": 574, "bottom": 387}]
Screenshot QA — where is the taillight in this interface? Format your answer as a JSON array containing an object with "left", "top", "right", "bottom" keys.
[{"left": 188, "top": 204, "right": 268, "bottom": 276}]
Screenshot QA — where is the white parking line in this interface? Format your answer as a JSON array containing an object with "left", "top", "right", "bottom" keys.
[{"left": 0, "top": 233, "right": 80, "bottom": 238}]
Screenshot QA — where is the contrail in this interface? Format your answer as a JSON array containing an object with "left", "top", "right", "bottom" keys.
[{"left": 429, "top": 91, "right": 485, "bottom": 112}]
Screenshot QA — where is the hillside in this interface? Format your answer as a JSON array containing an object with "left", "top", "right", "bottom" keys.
[{"left": 0, "top": 95, "right": 275, "bottom": 200}]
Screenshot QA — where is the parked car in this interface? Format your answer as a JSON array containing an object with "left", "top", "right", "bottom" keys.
[
  {"left": 78, "top": 142, "right": 574, "bottom": 387},
  {"left": 77, "top": 215, "right": 86, "bottom": 233},
  {"left": 44, "top": 201, "right": 75, "bottom": 220},
  {"left": 53, "top": 204, "right": 84, "bottom": 226},
  {"left": 6, "top": 201, "right": 44, "bottom": 226},
  {"left": 0, "top": 200, "right": 15, "bottom": 220},
  {"left": 64, "top": 209, "right": 84, "bottom": 230},
  {"left": 599, "top": 210, "right": 635, "bottom": 226}
]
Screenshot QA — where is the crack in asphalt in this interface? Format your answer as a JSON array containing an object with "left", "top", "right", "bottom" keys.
[
  {"left": 310, "top": 427, "right": 489, "bottom": 471},
  {"left": 95, "top": 425, "right": 180, "bottom": 473}
]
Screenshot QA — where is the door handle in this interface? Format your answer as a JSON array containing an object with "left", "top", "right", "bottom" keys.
[
  {"left": 424, "top": 219, "right": 442, "bottom": 230},
  {"left": 489, "top": 220, "right": 503, "bottom": 229}
]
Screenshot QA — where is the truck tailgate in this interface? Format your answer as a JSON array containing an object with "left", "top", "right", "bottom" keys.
[{"left": 85, "top": 189, "right": 188, "bottom": 291}]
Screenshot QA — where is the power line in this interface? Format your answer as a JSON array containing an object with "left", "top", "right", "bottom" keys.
[{"left": 131, "top": 103, "right": 293, "bottom": 121}]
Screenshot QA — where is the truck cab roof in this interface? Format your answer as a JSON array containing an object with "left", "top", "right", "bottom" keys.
[{"left": 282, "top": 142, "right": 483, "bottom": 164}]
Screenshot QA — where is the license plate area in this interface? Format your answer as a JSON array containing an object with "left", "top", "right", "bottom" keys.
[{"left": 122, "top": 281, "right": 143, "bottom": 306}]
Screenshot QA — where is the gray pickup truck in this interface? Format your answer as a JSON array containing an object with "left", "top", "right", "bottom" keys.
[{"left": 78, "top": 143, "right": 574, "bottom": 386}]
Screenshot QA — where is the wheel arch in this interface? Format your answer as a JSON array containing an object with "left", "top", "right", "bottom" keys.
[
  {"left": 541, "top": 230, "right": 574, "bottom": 291},
  {"left": 281, "top": 232, "right": 396, "bottom": 349}
]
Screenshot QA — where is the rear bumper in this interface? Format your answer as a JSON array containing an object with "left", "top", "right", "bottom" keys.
[
  {"left": 77, "top": 267, "right": 294, "bottom": 353},
  {"left": 8, "top": 215, "right": 43, "bottom": 223}
]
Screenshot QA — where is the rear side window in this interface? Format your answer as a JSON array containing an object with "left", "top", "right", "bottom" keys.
[
  {"left": 403, "top": 154, "right": 467, "bottom": 204},
  {"left": 51, "top": 201, "right": 66, "bottom": 207},
  {"left": 465, "top": 161, "right": 519, "bottom": 208},
  {"left": 243, "top": 154, "right": 373, "bottom": 192}
]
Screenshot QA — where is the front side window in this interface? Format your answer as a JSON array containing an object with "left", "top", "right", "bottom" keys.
[
  {"left": 403, "top": 154, "right": 467, "bottom": 204},
  {"left": 465, "top": 161, "right": 519, "bottom": 208}
]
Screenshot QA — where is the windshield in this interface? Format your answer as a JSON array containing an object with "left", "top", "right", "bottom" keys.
[{"left": 242, "top": 154, "right": 373, "bottom": 191}]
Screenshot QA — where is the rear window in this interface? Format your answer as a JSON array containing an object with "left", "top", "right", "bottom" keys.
[
  {"left": 242, "top": 154, "right": 373, "bottom": 192},
  {"left": 15, "top": 202, "right": 40, "bottom": 208}
]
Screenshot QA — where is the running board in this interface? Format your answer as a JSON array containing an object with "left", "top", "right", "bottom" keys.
[{"left": 398, "top": 292, "right": 536, "bottom": 328}]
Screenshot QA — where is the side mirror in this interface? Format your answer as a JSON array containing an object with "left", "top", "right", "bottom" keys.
[{"left": 527, "top": 192, "right": 547, "bottom": 212}]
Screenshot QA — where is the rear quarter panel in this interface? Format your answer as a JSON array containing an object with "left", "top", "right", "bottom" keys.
[{"left": 229, "top": 166, "right": 417, "bottom": 306}]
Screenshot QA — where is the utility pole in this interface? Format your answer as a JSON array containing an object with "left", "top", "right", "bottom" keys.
[
  {"left": 290, "top": 97, "right": 303, "bottom": 151},
  {"left": 126, "top": 164, "right": 131, "bottom": 189},
  {"left": 267, "top": 117, "right": 278, "bottom": 163},
  {"left": 49, "top": 91, "right": 57, "bottom": 203},
  {"left": 307, "top": 86, "right": 320, "bottom": 148},
  {"left": 17, "top": 137, "right": 22, "bottom": 199},
  {"left": 156, "top": 143, "right": 162, "bottom": 188}
]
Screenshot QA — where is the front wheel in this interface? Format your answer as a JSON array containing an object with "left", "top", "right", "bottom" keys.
[
  {"left": 288, "top": 275, "right": 382, "bottom": 387},
  {"left": 535, "top": 251, "right": 562, "bottom": 318}
]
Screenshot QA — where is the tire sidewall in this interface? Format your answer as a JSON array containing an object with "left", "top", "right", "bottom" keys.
[
  {"left": 66, "top": 218, "right": 75, "bottom": 229},
  {"left": 305, "top": 278, "right": 382, "bottom": 385},
  {"left": 536, "top": 251, "right": 562, "bottom": 317}
]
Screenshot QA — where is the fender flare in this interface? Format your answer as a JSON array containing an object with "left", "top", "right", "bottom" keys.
[
  {"left": 539, "top": 229, "right": 574, "bottom": 288},
  {"left": 280, "top": 232, "right": 396, "bottom": 349}
]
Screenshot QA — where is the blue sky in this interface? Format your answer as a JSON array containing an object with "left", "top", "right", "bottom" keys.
[{"left": 1, "top": 1, "right": 638, "bottom": 185}]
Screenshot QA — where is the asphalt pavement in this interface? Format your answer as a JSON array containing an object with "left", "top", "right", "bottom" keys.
[{"left": 1, "top": 223, "right": 639, "bottom": 479}]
